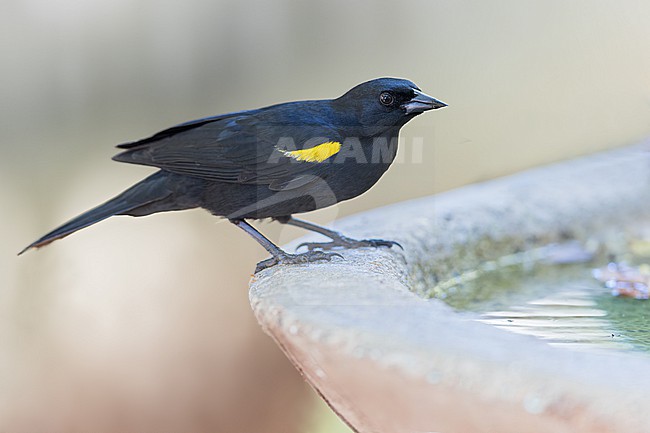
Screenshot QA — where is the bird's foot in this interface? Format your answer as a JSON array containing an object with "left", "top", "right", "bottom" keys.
[
  {"left": 255, "top": 250, "right": 344, "bottom": 273},
  {"left": 296, "top": 236, "right": 402, "bottom": 252}
]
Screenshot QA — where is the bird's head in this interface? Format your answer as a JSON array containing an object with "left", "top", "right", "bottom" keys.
[{"left": 334, "top": 78, "right": 446, "bottom": 134}]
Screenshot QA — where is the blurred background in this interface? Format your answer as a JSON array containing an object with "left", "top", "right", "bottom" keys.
[{"left": 3, "top": 1, "right": 650, "bottom": 431}]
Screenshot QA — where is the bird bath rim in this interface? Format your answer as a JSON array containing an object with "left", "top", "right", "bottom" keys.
[{"left": 249, "top": 141, "right": 650, "bottom": 433}]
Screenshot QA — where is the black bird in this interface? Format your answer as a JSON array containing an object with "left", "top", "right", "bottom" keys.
[{"left": 21, "top": 78, "right": 446, "bottom": 272}]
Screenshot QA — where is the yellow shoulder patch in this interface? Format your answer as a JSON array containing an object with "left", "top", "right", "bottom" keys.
[{"left": 279, "top": 141, "right": 341, "bottom": 163}]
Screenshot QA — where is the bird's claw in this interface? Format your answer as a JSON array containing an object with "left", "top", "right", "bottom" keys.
[
  {"left": 255, "top": 250, "right": 344, "bottom": 273},
  {"left": 296, "top": 237, "right": 403, "bottom": 252}
]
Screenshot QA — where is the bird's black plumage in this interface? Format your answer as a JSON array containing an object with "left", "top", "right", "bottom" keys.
[{"left": 21, "top": 78, "right": 446, "bottom": 271}]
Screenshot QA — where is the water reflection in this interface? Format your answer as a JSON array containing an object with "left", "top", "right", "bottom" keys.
[{"left": 479, "top": 285, "right": 634, "bottom": 352}]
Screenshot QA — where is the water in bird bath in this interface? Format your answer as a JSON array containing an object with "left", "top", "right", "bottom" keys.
[{"left": 429, "top": 243, "right": 650, "bottom": 354}]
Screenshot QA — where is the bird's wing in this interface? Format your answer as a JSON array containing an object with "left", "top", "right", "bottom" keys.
[
  {"left": 115, "top": 110, "right": 252, "bottom": 149},
  {"left": 112, "top": 110, "right": 343, "bottom": 190}
]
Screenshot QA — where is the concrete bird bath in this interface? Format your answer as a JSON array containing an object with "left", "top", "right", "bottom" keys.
[{"left": 249, "top": 142, "right": 650, "bottom": 433}]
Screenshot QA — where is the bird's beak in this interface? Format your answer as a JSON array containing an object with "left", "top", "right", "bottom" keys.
[{"left": 402, "top": 89, "right": 447, "bottom": 114}]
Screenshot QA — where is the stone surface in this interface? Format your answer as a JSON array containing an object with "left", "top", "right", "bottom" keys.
[{"left": 250, "top": 141, "right": 650, "bottom": 433}]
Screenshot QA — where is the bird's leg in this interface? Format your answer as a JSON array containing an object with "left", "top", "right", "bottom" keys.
[
  {"left": 274, "top": 216, "right": 402, "bottom": 252},
  {"left": 230, "top": 219, "right": 342, "bottom": 273}
]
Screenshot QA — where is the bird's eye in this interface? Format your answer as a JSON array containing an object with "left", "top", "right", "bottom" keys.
[{"left": 379, "top": 92, "right": 394, "bottom": 106}]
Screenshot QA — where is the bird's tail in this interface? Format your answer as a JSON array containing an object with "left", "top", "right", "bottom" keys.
[{"left": 19, "top": 171, "right": 191, "bottom": 255}]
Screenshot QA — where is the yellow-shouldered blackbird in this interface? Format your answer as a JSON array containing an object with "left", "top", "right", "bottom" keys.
[{"left": 21, "top": 78, "right": 446, "bottom": 272}]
